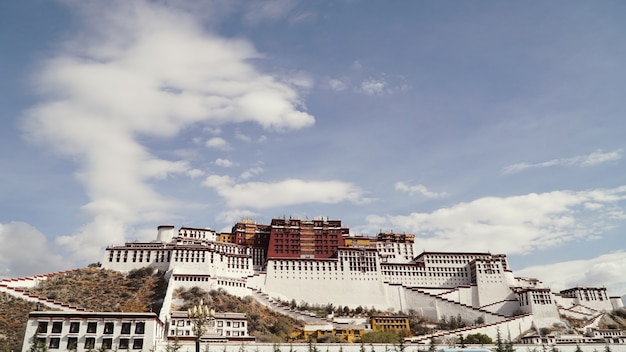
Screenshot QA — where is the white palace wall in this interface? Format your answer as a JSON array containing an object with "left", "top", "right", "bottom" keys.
[{"left": 264, "top": 258, "right": 388, "bottom": 309}]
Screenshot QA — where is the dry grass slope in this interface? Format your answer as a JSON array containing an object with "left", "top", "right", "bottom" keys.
[
  {"left": 0, "top": 267, "right": 167, "bottom": 352},
  {"left": 173, "top": 286, "right": 304, "bottom": 342},
  {"left": 0, "top": 293, "right": 38, "bottom": 352},
  {"left": 1, "top": 267, "right": 304, "bottom": 351},
  {"left": 28, "top": 267, "right": 167, "bottom": 313}
]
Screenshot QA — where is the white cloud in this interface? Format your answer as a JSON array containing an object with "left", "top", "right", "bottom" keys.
[
  {"left": 187, "top": 168, "right": 205, "bottom": 178},
  {"left": 215, "top": 158, "right": 236, "bottom": 168},
  {"left": 240, "top": 166, "right": 264, "bottom": 180},
  {"left": 216, "top": 209, "right": 261, "bottom": 226},
  {"left": 202, "top": 175, "right": 369, "bottom": 209},
  {"left": 329, "top": 79, "right": 347, "bottom": 92},
  {"left": 395, "top": 182, "right": 447, "bottom": 199},
  {"left": 502, "top": 149, "right": 622, "bottom": 174},
  {"left": 205, "top": 137, "right": 232, "bottom": 150},
  {"left": 516, "top": 251, "right": 626, "bottom": 296},
  {"left": 364, "top": 186, "right": 626, "bottom": 255},
  {"left": 19, "top": 0, "right": 314, "bottom": 263},
  {"left": 0, "top": 222, "right": 69, "bottom": 278},
  {"left": 243, "top": 0, "right": 299, "bottom": 25},
  {"left": 235, "top": 131, "right": 251, "bottom": 142},
  {"left": 360, "top": 78, "right": 387, "bottom": 95}
]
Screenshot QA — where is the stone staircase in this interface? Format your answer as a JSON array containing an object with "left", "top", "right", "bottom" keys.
[{"left": 0, "top": 270, "right": 87, "bottom": 312}]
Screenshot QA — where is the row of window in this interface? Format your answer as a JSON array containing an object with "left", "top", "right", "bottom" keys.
[
  {"left": 38, "top": 321, "right": 145, "bottom": 335},
  {"left": 217, "top": 280, "right": 245, "bottom": 287},
  {"left": 37, "top": 337, "right": 143, "bottom": 350}
]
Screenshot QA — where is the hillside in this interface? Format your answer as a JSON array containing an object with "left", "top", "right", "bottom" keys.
[
  {"left": 171, "top": 286, "right": 303, "bottom": 342},
  {"left": 1, "top": 267, "right": 304, "bottom": 351},
  {"left": 28, "top": 267, "right": 168, "bottom": 313},
  {"left": 0, "top": 293, "right": 38, "bottom": 352},
  {"left": 1, "top": 267, "right": 167, "bottom": 352}
]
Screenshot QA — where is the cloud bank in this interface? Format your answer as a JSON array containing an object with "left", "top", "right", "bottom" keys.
[
  {"left": 203, "top": 175, "right": 368, "bottom": 209},
  {"left": 19, "top": 0, "right": 314, "bottom": 262},
  {"left": 0, "top": 222, "right": 68, "bottom": 279},
  {"left": 502, "top": 149, "right": 622, "bottom": 175},
  {"left": 366, "top": 186, "right": 626, "bottom": 255},
  {"left": 516, "top": 250, "right": 626, "bottom": 295},
  {"left": 395, "top": 182, "right": 447, "bottom": 199}
]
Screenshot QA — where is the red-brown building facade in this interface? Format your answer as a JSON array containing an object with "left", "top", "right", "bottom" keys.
[{"left": 266, "top": 218, "right": 348, "bottom": 259}]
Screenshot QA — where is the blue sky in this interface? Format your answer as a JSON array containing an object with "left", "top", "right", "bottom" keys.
[{"left": 1, "top": 1, "right": 625, "bottom": 299}]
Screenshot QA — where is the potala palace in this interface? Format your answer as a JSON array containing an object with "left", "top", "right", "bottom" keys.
[
  {"left": 100, "top": 218, "right": 624, "bottom": 341},
  {"left": 8, "top": 216, "right": 625, "bottom": 352}
]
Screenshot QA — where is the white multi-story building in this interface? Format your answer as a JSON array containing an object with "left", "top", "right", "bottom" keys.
[
  {"left": 167, "top": 311, "right": 253, "bottom": 342},
  {"left": 21, "top": 311, "right": 164, "bottom": 352}
]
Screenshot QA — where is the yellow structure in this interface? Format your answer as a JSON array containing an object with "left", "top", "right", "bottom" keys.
[
  {"left": 218, "top": 232, "right": 234, "bottom": 243},
  {"left": 292, "top": 324, "right": 367, "bottom": 343},
  {"left": 343, "top": 235, "right": 375, "bottom": 248},
  {"left": 369, "top": 315, "right": 411, "bottom": 335}
]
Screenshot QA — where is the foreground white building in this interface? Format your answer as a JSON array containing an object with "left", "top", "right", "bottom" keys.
[{"left": 21, "top": 311, "right": 164, "bottom": 352}]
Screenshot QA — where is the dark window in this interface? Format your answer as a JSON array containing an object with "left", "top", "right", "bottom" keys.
[
  {"left": 132, "top": 339, "right": 143, "bottom": 350},
  {"left": 69, "top": 322, "right": 80, "bottom": 333},
  {"left": 102, "top": 338, "right": 113, "bottom": 350},
  {"left": 51, "top": 322, "right": 63, "bottom": 333},
  {"left": 119, "top": 338, "right": 129, "bottom": 349},
  {"left": 49, "top": 337, "right": 60, "bottom": 349},
  {"left": 121, "top": 322, "right": 131, "bottom": 334},
  {"left": 37, "top": 322, "right": 48, "bottom": 333},
  {"left": 85, "top": 337, "right": 95, "bottom": 349},
  {"left": 37, "top": 338, "right": 46, "bottom": 347},
  {"left": 135, "top": 322, "right": 145, "bottom": 334},
  {"left": 87, "top": 322, "right": 97, "bottom": 333},
  {"left": 67, "top": 337, "right": 78, "bottom": 350},
  {"left": 104, "top": 322, "right": 114, "bottom": 334}
]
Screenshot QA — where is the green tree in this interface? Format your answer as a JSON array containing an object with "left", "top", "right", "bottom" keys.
[
  {"left": 428, "top": 337, "right": 437, "bottom": 352},
  {"left": 360, "top": 331, "right": 400, "bottom": 344},
  {"left": 307, "top": 338, "right": 319, "bottom": 352},
  {"left": 495, "top": 328, "right": 505, "bottom": 352},
  {"left": 164, "top": 335, "right": 182, "bottom": 352},
  {"left": 394, "top": 334, "right": 407, "bottom": 352},
  {"left": 458, "top": 334, "right": 466, "bottom": 348},
  {"left": 28, "top": 334, "right": 47, "bottom": 352},
  {"left": 464, "top": 333, "right": 493, "bottom": 345},
  {"left": 505, "top": 340, "right": 515, "bottom": 352}
]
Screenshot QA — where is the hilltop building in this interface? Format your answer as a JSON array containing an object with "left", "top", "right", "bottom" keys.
[{"left": 100, "top": 217, "right": 624, "bottom": 344}]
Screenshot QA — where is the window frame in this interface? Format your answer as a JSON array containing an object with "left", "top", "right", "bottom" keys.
[
  {"left": 49, "top": 337, "right": 60, "bottom": 349},
  {"left": 51, "top": 322, "right": 63, "bottom": 334},
  {"left": 103, "top": 322, "right": 115, "bottom": 334},
  {"left": 85, "top": 337, "right": 95, "bottom": 349},
  {"left": 132, "top": 339, "right": 144, "bottom": 350}
]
